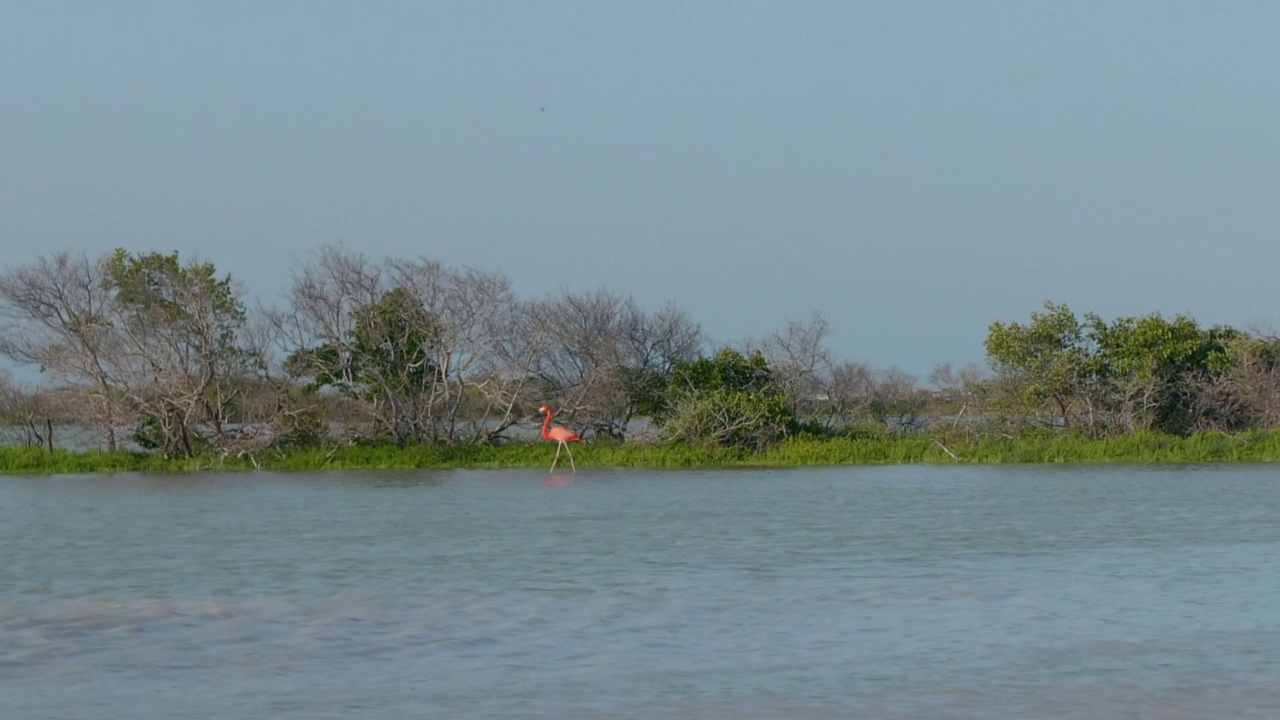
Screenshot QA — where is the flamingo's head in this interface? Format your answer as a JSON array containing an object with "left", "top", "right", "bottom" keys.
[{"left": 538, "top": 405, "right": 552, "bottom": 414}]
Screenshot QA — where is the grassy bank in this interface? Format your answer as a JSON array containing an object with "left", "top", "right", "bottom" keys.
[{"left": 3, "top": 431, "right": 1280, "bottom": 475}]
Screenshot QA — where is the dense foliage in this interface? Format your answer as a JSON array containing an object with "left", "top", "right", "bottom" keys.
[{"left": 985, "top": 301, "right": 1264, "bottom": 436}]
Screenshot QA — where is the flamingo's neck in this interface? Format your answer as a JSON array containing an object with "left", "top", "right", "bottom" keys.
[{"left": 541, "top": 410, "right": 553, "bottom": 439}]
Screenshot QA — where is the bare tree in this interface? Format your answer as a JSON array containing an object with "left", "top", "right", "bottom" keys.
[
  {"left": 826, "top": 361, "right": 876, "bottom": 428},
  {"left": 821, "top": 361, "right": 927, "bottom": 433},
  {"left": 927, "top": 362, "right": 990, "bottom": 432},
  {"left": 623, "top": 302, "right": 705, "bottom": 377},
  {"left": 758, "top": 311, "right": 835, "bottom": 423},
  {"left": 1190, "top": 333, "right": 1280, "bottom": 432},
  {"left": 517, "top": 290, "right": 705, "bottom": 440},
  {"left": 615, "top": 301, "right": 704, "bottom": 435},
  {"left": 0, "top": 252, "right": 123, "bottom": 449},
  {"left": 0, "top": 370, "right": 57, "bottom": 450},
  {"left": 522, "top": 288, "right": 634, "bottom": 438},
  {"left": 394, "top": 261, "right": 520, "bottom": 442},
  {"left": 870, "top": 367, "right": 926, "bottom": 431},
  {"left": 467, "top": 297, "right": 546, "bottom": 443}
]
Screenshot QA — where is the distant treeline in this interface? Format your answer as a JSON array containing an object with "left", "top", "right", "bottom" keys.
[{"left": 1, "top": 248, "right": 1278, "bottom": 459}]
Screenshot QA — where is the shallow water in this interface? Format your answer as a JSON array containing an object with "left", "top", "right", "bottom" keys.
[{"left": 3, "top": 465, "right": 1280, "bottom": 719}]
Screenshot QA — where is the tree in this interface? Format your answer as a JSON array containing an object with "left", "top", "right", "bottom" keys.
[
  {"left": 281, "top": 246, "right": 524, "bottom": 445},
  {"left": 616, "top": 302, "right": 704, "bottom": 428},
  {"left": 1197, "top": 333, "right": 1280, "bottom": 431},
  {"left": 521, "top": 288, "right": 631, "bottom": 438},
  {"left": 0, "top": 249, "right": 264, "bottom": 456},
  {"left": 521, "top": 289, "right": 702, "bottom": 441},
  {"left": 102, "top": 249, "right": 256, "bottom": 456},
  {"left": 287, "top": 285, "right": 441, "bottom": 444},
  {"left": 660, "top": 348, "right": 792, "bottom": 449},
  {"left": 283, "top": 249, "right": 445, "bottom": 445},
  {"left": 865, "top": 366, "right": 926, "bottom": 432},
  {"left": 758, "top": 311, "right": 835, "bottom": 424},
  {"left": 0, "top": 370, "right": 58, "bottom": 450},
  {"left": 1088, "top": 312, "right": 1237, "bottom": 435},
  {"left": 0, "top": 251, "right": 122, "bottom": 449},
  {"left": 927, "top": 362, "right": 990, "bottom": 436},
  {"left": 825, "top": 361, "right": 877, "bottom": 428},
  {"left": 985, "top": 302, "right": 1096, "bottom": 428},
  {"left": 432, "top": 266, "right": 528, "bottom": 444}
]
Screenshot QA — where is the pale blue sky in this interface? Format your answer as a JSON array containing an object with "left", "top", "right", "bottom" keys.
[{"left": 3, "top": 1, "right": 1278, "bottom": 376}]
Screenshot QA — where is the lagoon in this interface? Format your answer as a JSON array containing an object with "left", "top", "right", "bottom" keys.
[{"left": 3, "top": 465, "right": 1280, "bottom": 718}]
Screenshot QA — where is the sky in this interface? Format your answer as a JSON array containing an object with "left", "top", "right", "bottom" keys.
[{"left": 3, "top": 1, "right": 1279, "bottom": 377}]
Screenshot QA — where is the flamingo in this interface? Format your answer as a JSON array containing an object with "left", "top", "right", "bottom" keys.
[{"left": 538, "top": 405, "right": 583, "bottom": 473}]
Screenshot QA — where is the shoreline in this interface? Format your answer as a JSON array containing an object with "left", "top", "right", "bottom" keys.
[{"left": 3, "top": 432, "right": 1280, "bottom": 475}]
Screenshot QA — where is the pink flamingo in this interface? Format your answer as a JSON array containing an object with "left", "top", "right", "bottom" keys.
[{"left": 538, "top": 405, "right": 583, "bottom": 473}]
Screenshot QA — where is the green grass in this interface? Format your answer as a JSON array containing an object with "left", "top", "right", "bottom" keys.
[{"left": 4, "top": 430, "right": 1280, "bottom": 475}]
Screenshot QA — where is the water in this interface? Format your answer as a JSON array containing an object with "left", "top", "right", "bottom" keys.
[{"left": 3, "top": 465, "right": 1280, "bottom": 719}]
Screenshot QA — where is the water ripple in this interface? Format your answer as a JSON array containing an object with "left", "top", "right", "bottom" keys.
[{"left": 2, "top": 465, "right": 1280, "bottom": 718}]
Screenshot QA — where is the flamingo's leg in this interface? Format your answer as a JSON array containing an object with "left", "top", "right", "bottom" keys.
[
  {"left": 550, "top": 443, "right": 562, "bottom": 473},
  {"left": 565, "top": 442, "right": 577, "bottom": 473}
]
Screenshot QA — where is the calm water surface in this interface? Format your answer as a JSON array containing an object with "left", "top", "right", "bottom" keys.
[{"left": 3, "top": 465, "right": 1280, "bottom": 719}]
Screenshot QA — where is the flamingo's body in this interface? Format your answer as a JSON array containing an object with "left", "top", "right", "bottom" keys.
[{"left": 538, "top": 405, "right": 583, "bottom": 473}]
